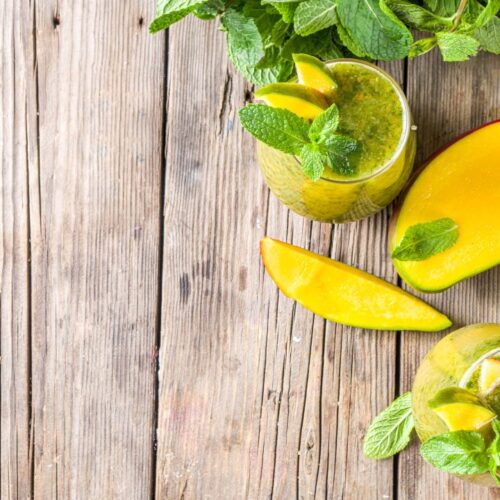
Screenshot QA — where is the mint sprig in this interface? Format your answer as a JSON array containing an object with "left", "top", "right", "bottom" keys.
[
  {"left": 150, "top": 0, "right": 500, "bottom": 86},
  {"left": 363, "top": 392, "right": 415, "bottom": 459},
  {"left": 239, "top": 103, "right": 358, "bottom": 180},
  {"left": 420, "top": 431, "right": 490, "bottom": 475},
  {"left": 392, "top": 218, "right": 459, "bottom": 262}
]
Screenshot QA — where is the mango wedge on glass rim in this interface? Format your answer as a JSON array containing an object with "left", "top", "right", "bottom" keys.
[
  {"left": 254, "top": 82, "right": 329, "bottom": 120},
  {"left": 293, "top": 53, "right": 337, "bottom": 98},
  {"left": 261, "top": 237, "right": 451, "bottom": 331}
]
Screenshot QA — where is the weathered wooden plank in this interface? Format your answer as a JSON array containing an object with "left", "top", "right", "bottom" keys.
[
  {"left": 0, "top": 2, "right": 37, "bottom": 498},
  {"left": 157, "top": 17, "right": 403, "bottom": 497},
  {"left": 398, "top": 50, "right": 500, "bottom": 499},
  {"left": 11, "top": 1, "right": 165, "bottom": 498}
]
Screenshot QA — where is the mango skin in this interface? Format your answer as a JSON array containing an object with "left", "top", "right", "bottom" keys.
[
  {"left": 390, "top": 120, "right": 500, "bottom": 293},
  {"left": 261, "top": 237, "right": 451, "bottom": 332}
]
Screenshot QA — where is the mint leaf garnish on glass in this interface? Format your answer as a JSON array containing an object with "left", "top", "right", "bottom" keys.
[
  {"left": 238, "top": 104, "right": 310, "bottom": 154},
  {"left": 299, "top": 144, "right": 325, "bottom": 181},
  {"left": 392, "top": 218, "right": 459, "bottom": 261},
  {"left": 308, "top": 104, "right": 340, "bottom": 144},
  {"left": 239, "top": 102, "right": 359, "bottom": 180},
  {"left": 363, "top": 392, "right": 415, "bottom": 459},
  {"left": 420, "top": 431, "right": 490, "bottom": 475}
]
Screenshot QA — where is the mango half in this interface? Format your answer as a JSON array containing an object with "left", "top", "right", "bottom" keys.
[
  {"left": 261, "top": 237, "right": 451, "bottom": 331},
  {"left": 391, "top": 120, "right": 500, "bottom": 292}
]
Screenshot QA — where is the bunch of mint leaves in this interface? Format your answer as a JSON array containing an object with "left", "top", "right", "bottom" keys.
[
  {"left": 239, "top": 103, "right": 358, "bottom": 179},
  {"left": 150, "top": 0, "right": 500, "bottom": 86},
  {"left": 363, "top": 392, "right": 500, "bottom": 485}
]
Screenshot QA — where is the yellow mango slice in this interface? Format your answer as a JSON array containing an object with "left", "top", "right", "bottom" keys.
[
  {"left": 260, "top": 237, "right": 451, "bottom": 331},
  {"left": 428, "top": 387, "right": 495, "bottom": 431},
  {"left": 391, "top": 120, "right": 500, "bottom": 292},
  {"left": 479, "top": 358, "right": 500, "bottom": 394},
  {"left": 255, "top": 83, "right": 329, "bottom": 120},
  {"left": 293, "top": 53, "right": 337, "bottom": 98},
  {"left": 433, "top": 403, "right": 495, "bottom": 431}
]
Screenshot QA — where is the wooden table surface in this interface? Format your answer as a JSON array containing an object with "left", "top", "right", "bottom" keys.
[{"left": 2, "top": 2, "right": 500, "bottom": 499}]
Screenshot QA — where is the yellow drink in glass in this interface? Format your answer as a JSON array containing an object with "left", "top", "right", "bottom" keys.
[{"left": 257, "top": 60, "right": 416, "bottom": 223}]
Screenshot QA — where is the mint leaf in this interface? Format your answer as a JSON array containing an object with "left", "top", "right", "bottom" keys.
[
  {"left": 324, "top": 135, "right": 358, "bottom": 176},
  {"left": 271, "top": 20, "right": 290, "bottom": 46},
  {"left": 325, "top": 151, "right": 356, "bottom": 176},
  {"left": 335, "top": 21, "right": 369, "bottom": 58},
  {"left": 409, "top": 37, "right": 438, "bottom": 58},
  {"left": 423, "top": 0, "right": 461, "bottom": 17},
  {"left": 476, "top": 17, "right": 500, "bottom": 54},
  {"left": 243, "top": 0, "right": 282, "bottom": 46},
  {"left": 488, "top": 419, "right": 500, "bottom": 484},
  {"left": 475, "top": 0, "right": 500, "bottom": 29},
  {"left": 271, "top": 2, "right": 297, "bottom": 23},
  {"left": 249, "top": 47, "right": 295, "bottom": 85},
  {"left": 363, "top": 392, "right": 414, "bottom": 459},
  {"left": 221, "top": 10, "right": 265, "bottom": 84},
  {"left": 385, "top": 0, "right": 453, "bottom": 31},
  {"left": 420, "top": 431, "right": 489, "bottom": 475},
  {"left": 336, "top": 0, "right": 413, "bottom": 60},
  {"left": 282, "top": 30, "right": 344, "bottom": 61},
  {"left": 299, "top": 144, "right": 325, "bottom": 180},
  {"left": 308, "top": 104, "right": 340, "bottom": 143},
  {"left": 392, "top": 218, "right": 459, "bottom": 261},
  {"left": 193, "top": 0, "right": 224, "bottom": 20},
  {"left": 150, "top": 0, "right": 202, "bottom": 32},
  {"left": 294, "top": 0, "right": 338, "bottom": 37},
  {"left": 325, "top": 134, "right": 358, "bottom": 155},
  {"left": 436, "top": 32, "right": 480, "bottom": 61},
  {"left": 239, "top": 104, "right": 310, "bottom": 154}
]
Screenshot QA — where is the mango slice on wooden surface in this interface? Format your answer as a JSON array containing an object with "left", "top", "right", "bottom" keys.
[
  {"left": 428, "top": 387, "right": 495, "bottom": 431},
  {"left": 479, "top": 358, "right": 500, "bottom": 394},
  {"left": 293, "top": 53, "right": 337, "bottom": 98},
  {"left": 255, "top": 83, "right": 329, "bottom": 120},
  {"left": 260, "top": 237, "right": 451, "bottom": 331},
  {"left": 391, "top": 120, "right": 500, "bottom": 292}
]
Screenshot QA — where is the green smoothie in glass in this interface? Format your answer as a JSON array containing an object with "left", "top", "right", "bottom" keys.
[{"left": 244, "top": 58, "right": 416, "bottom": 223}]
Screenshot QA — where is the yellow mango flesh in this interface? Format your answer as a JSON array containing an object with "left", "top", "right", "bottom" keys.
[
  {"left": 261, "top": 237, "right": 451, "bottom": 331},
  {"left": 479, "top": 358, "right": 500, "bottom": 394},
  {"left": 294, "top": 55, "right": 337, "bottom": 97},
  {"left": 392, "top": 121, "right": 500, "bottom": 292},
  {"left": 255, "top": 83, "right": 328, "bottom": 120},
  {"left": 433, "top": 403, "right": 495, "bottom": 431}
]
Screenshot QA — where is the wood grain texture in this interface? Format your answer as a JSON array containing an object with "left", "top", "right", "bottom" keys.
[
  {"left": 398, "top": 50, "right": 500, "bottom": 500},
  {"left": 156, "top": 18, "right": 403, "bottom": 498},
  {"left": 2, "top": 1, "right": 165, "bottom": 498},
  {"left": 1, "top": 2, "right": 37, "bottom": 498}
]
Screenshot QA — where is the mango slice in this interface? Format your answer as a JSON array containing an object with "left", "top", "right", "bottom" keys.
[
  {"left": 428, "top": 387, "right": 495, "bottom": 431},
  {"left": 260, "top": 237, "right": 451, "bottom": 331},
  {"left": 479, "top": 358, "right": 500, "bottom": 394},
  {"left": 391, "top": 120, "right": 500, "bottom": 292},
  {"left": 293, "top": 53, "right": 337, "bottom": 98},
  {"left": 255, "top": 83, "right": 329, "bottom": 120}
]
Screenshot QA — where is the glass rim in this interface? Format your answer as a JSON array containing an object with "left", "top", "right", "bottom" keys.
[
  {"left": 459, "top": 347, "right": 500, "bottom": 388},
  {"left": 293, "top": 58, "right": 413, "bottom": 185}
]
